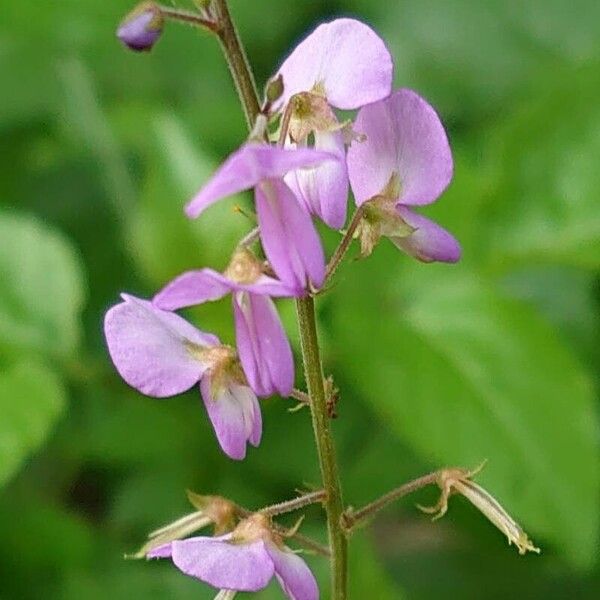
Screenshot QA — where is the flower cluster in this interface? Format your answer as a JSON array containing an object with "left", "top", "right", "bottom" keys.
[{"left": 108, "top": 13, "right": 461, "bottom": 599}]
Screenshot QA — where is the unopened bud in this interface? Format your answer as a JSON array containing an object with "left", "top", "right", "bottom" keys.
[
  {"left": 265, "top": 74, "right": 284, "bottom": 104},
  {"left": 117, "top": 2, "right": 164, "bottom": 52}
]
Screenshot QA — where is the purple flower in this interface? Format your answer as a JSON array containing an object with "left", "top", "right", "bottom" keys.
[
  {"left": 346, "top": 89, "right": 461, "bottom": 263},
  {"left": 185, "top": 143, "right": 334, "bottom": 291},
  {"left": 117, "top": 2, "right": 163, "bottom": 52},
  {"left": 104, "top": 294, "right": 261, "bottom": 460},
  {"left": 148, "top": 514, "right": 318, "bottom": 600},
  {"left": 274, "top": 19, "right": 393, "bottom": 112},
  {"left": 274, "top": 19, "right": 393, "bottom": 230},
  {"left": 154, "top": 249, "right": 296, "bottom": 398}
]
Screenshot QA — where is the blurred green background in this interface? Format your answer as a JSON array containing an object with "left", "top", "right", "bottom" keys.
[{"left": 1, "top": 0, "right": 599, "bottom": 598}]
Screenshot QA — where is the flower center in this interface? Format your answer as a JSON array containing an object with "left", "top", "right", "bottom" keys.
[
  {"left": 231, "top": 513, "right": 274, "bottom": 544},
  {"left": 223, "top": 248, "right": 263, "bottom": 284},
  {"left": 289, "top": 91, "right": 339, "bottom": 143}
]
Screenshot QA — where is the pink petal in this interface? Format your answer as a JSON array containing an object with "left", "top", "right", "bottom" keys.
[
  {"left": 167, "top": 537, "right": 274, "bottom": 592},
  {"left": 153, "top": 269, "right": 231, "bottom": 311},
  {"left": 200, "top": 375, "right": 262, "bottom": 460},
  {"left": 255, "top": 179, "right": 325, "bottom": 291},
  {"left": 347, "top": 89, "right": 453, "bottom": 207},
  {"left": 185, "top": 144, "right": 337, "bottom": 219},
  {"left": 392, "top": 206, "right": 461, "bottom": 263},
  {"left": 104, "top": 294, "right": 218, "bottom": 397},
  {"left": 238, "top": 274, "right": 301, "bottom": 298},
  {"left": 265, "top": 542, "right": 319, "bottom": 600},
  {"left": 285, "top": 129, "right": 348, "bottom": 230},
  {"left": 147, "top": 542, "right": 173, "bottom": 558},
  {"left": 233, "top": 292, "right": 294, "bottom": 398},
  {"left": 275, "top": 18, "right": 393, "bottom": 111},
  {"left": 154, "top": 270, "right": 300, "bottom": 311}
]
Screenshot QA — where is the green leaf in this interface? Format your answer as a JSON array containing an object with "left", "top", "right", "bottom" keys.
[
  {"left": 0, "top": 211, "right": 86, "bottom": 358},
  {"left": 129, "top": 114, "right": 248, "bottom": 285},
  {"left": 330, "top": 258, "right": 599, "bottom": 567},
  {"left": 481, "top": 64, "right": 600, "bottom": 268},
  {"left": 0, "top": 361, "right": 67, "bottom": 486}
]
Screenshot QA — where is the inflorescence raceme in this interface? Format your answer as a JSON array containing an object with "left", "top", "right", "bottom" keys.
[{"left": 108, "top": 3, "right": 538, "bottom": 599}]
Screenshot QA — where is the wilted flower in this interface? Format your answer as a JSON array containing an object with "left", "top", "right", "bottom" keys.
[
  {"left": 117, "top": 2, "right": 164, "bottom": 52},
  {"left": 154, "top": 248, "right": 296, "bottom": 397},
  {"left": 104, "top": 294, "right": 261, "bottom": 460},
  {"left": 419, "top": 464, "right": 540, "bottom": 555},
  {"left": 133, "top": 493, "right": 236, "bottom": 559},
  {"left": 274, "top": 19, "right": 393, "bottom": 230},
  {"left": 149, "top": 513, "right": 318, "bottom": 600},
  {"left": 347, "top": 89, "right": 461, "bottom": 263},
  {"left": 185, "top": 143, "right": 335, "bottom": 291}
]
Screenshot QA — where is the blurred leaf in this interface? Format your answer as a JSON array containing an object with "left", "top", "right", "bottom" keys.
[
  {"left": 349, "top": 531, "right": 405, "bottom": 598},
  {"left": 0, "top": 361, "right": 66, "bottom": 486},
  {"left": 129, "top": 114, "right": 249, "bottom": 285},
  {"left": 348, "top": 0, "right": 600, "bottom": 119},
  {"left": 0, "top": 211, "right": 86, "bottom": 358},
  {"left": 330, "top": 259, "right": 599, "bottom": 567},
  {"left": 501, "top": 266, "right": 600, "bottom": 368},
  {"left": 481, "top": 64, "right": 600, "bottom": 268}
]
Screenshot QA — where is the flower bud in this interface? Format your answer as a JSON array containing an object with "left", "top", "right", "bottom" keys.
[
  {"left": 265, "top": 74, "right": 284, "bottom": 104},
  {"left": 117, "top": 2, "right": 164, "bottom": 52}
]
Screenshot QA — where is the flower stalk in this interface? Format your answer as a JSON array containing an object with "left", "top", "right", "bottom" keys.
[
  {"left": 259, "top": 490, "right": 327, "bottom": 517},
  {"left": 343, "top": 471, "right": 439, "bottom": 530},
  {"left": 159, "top": 5, "right": 219, "bottom": 32},
  {"left": 212, "top": 0, "right": 261, "bottom": 129},
  {"left": 324, "top": 204, "right": 366, "bottom": 285},
  {"left": 296, "top": 296, "right": 348, "bottom": 599},
  {"left": 209, "top": 3, "right": 349, "bottom": 595}
]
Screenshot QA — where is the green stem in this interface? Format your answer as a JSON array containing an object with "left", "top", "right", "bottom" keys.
[
  {"left": 296, "top": 296, "right": 348, "bottom": 599},
  {"left": 343, "top": 471, "right": 439, "bottom": 530},
  {"left": 324, "top": 204, "right": 365, "bottom": 285},
  {"left": 208, "top": 3, "right": 348, "bottom": 595},
  {"left": 159, "top": 6, "right": 219, "bottom": 32},
  {"left": 212, "top": 0, "right": 261, "bottom": 129},
  {"left": 260, "top": 489, "right": 326, "bottom": 517}
]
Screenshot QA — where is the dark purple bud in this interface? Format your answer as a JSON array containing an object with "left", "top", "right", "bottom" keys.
[{"left": 117, "top": 2, "right": 164, "bottom": 52}]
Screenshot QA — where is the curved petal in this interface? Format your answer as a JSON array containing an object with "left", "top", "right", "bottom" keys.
[
  {"left": 230, "top": 382, "right": 262, "bottom": 447},
  {"left": 104, "top": 295, "right": 218, "bottom": 397},
  {"left": 285, "top": 129, "right": 348, "bottom": 230},
  {"left": 153, "top": 269, "right": 232, "bottom": 311},
  {"left": 185, "top": 144, "right": 337, "bottom": 219},
  {"left": 236, "top": 274, "right": 300, "bottom": 298},
  {"left": 201, "top": 375, "right": 261, "bottom": 460},
  {"left": 275, "top": 18, "right": 393, "bottom": 111},
  {"left": 391, "top": 206, "right": 461, "bottom": 263},
  {"left": 347, "top": 89, "right": 453, "bottom": 207},
  {"left": 266, "top": 543, "right": 319, "bottom": 600},
  {"left": 233, "top": 293, "right": 294, "bottom": 397},
  {"left": 165, "top": 537, "right": 274, "bottom": 592},
  {"left": 255, "top": 179, "right": 325, "bottom": 291}
]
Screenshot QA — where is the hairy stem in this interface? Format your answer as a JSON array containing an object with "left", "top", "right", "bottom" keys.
[
  {"left": 296, "top": 296, "right": 348, "bottom": 599},
  {"left": 260, "top": 490, "right": 327, "bottom": 517},
  {"left": 209, "top": 3, "right": 347, "bottom": 595},
  {"left": 343, "top": 471, "right": 439, "bottom": 530},
  {"left": 212, "top": 0, "right": 261, "bottom": 129}
]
